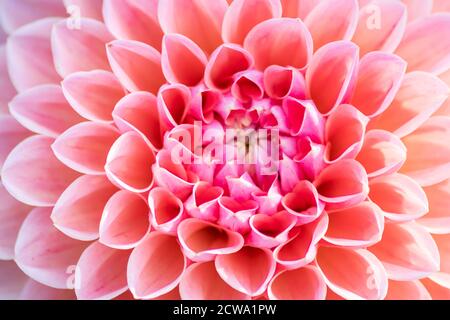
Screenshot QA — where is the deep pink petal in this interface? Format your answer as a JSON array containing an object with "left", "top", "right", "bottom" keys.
[
  {"left": 247, "top": 211, "right": 297, "bottom": 248},
  {"left": 148, "top": 187, "right": 185, "bottom": 235}
]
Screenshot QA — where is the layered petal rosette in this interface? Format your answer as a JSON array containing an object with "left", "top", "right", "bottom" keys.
[{"left": 1, "top": 0, "right": 450, "bottom": 300}]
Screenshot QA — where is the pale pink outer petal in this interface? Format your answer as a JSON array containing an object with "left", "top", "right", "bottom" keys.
[
  {"left": 369, "top": 222, "right": 440, "bottom": 281},
  {"left": 304, "top": 0, "right": 359, "bottom": 50},
  {"left": 215, "top": 246, "right": 276, "bottom": 297},
  {"left": 395, "top": 13, "right": 450, "bottom": 75},
  {"left": 75, "top": 241, "right": 131, "bottom": 300},
  {"left": 402, "top": 0, "right": 433, "bottom": 22},
  {"left": 103, "top": 0, "right": 163, "bottom": 50},
  {"left": 105, "top": 131, "right": 156, "bottom": 193},
  {"left": 352, "top": 0, "right": 407, "bottom": 56},
  {"left": 179, "top": 262, "right": 250, "bottom": 300},
  {"left": 0, "top": 115, "right": 32, "bottom": 171},
  {"left": 6, "top": 18, "right": 61, "bottom": 92},
  {"left": 0, "top": 182, "right": 30, "bottom": 260},
  {"left": 385, "top": 280, "right": 431, "bottom": 300},
  {"left": 350, "top": 52, "right": 407, "bottom": 117},
  {"left": 158, "top": 0, "right": 228, "bottom": 54},
  {"left": 355, "top": 130, "right": 407, "bottom": 178},
  {"left": 244, "top": 18, "right": 313, "bottom": 70},
  {"left": 1, "top": 135, "right": 80, "bottom": 206},
  {"left": 15, "top": 207, "right": 89, "bottom": 289},
  {"left": 61, "top": 70, "right": 125, "bottom": 123},
  {"left": 222, "top": 0, "right": 282, "bottom": 45},
  {"left": 324, "top": 201, "right": 384, "bottom": 248},
  {"left": 400, "top": 116, "right": 450, "bottom": 186},
  {"left": 369, "top": 173, "right": 429, "bottom": 223},
  {"left": 51, "top": 175, "right": 118, "bottom": 241},
  {"left": 106, "top": 39, "right": 165, "bottom": 94},
  {"left": 19, "top": 278, "right": 76, "bottom": 300},
  {"left": 435, "top": 69, "right": 450, "bottom": 116},
  {"left": 52, "top": 122, "right": 120, "bottom": 175},
  {"left": 0, "top": 0, "right": 65, "bottom": 34},
  {"left": 418, "top": 179, "right": 450, "bottom": 234},
  {"left": 0, "top": 261, "right": 28, "bottom": 299},
  {"left": 433, "top": 0, "right": 450, "bottom": 13},
  {"left": 369, "top": 72, "right": 449, "bottom": 138},
  {"left": 63, "top": 0, "right": 104, "bottom": 21},
  {"left": 316, "top": 247, "right": 388, "bottom": 300},
  {"left": 306, "top": 41, "right": 359, "bottom": 115},
  {"left": 0, "top": 45, "right": 16, "bottom": 114},
  {"left": 177, "top": 218, "right": 244, "bottom": 262},
  {"left": 280, "top": 0, "right": 321, "bottom": 19},
  {"left": 9, "top": 85, "right": 84, "bottom": 138},
  {"left": 127, "top": 232, "right": 186, "bottom": 300},
  {"left": 52, "top": 18, "right": 113, "bottom": 78},
  {"left": 99, "top": 190, "right": 150, "bottom": 250},
  {"left": 268, "top": 265, "right": 327, "bottom": 300},
  {"left": 428, "top": 234, "right": 450, "bottom": 289}
]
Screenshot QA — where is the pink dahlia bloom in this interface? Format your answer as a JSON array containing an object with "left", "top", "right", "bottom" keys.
[{"left": 1, "top": 0, "right": 450, "bottom": 300}]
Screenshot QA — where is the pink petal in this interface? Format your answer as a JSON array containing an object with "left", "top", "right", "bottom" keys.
[
  {"left": 369, "top": 222, "right": 440, "bottom": 281},
  {"left": 316, "top": 247, "right": 388, "bottom": 300},
  {"left": 63, "top": 0, "right": 104, "bottom": 21},
  {"left": 205, "top": 44, "right": 253, "bottom": 91},
  {"left": 0, "top": 45, "right": 16, "bottom": 114},
  {"left": 282, "top": 180, "right": 324, "bottom": 225},
  {"left": 184, "top": 181, "right": 223, "bottom": 222},
  {"left": 179, "top": 262, "right": 250, "bottom": 300},
  {"left": 52, "top": 175, "right": 118, "bottom": 241},
  {"left": 401, "top": 116, "right": 450, "bottom": 186},
  {"left": 19, "top": 278, "right": 76, "bottom": 300},
  {"left": 215, "top": 246, "right": 276, "bottom": 296},
  {"left": 0, "top": 182, "right": 30, "bottom": 260},
  {"left": 0, "top": 0, "right": 65, "bottom": 34},
  {"left": 177, "top": 218, "right": 244, "bottom": 262},
  {"left": 127, "top": 232, "right": 186, "bottom": 300},
  {"left": 0, "top": 261, "right": 28, "bottom": 299},
  {"left": 157, "top": 0, "right": 228, "bottom": 54},
  {"left": 369, "top": 173, "right": 428, "bottom": 222},
  {"left": 100, "top": 190, "right": 150, "bottom": 249},
  {"left": 217, "top": 196, "right": 259, "bottom": 234},
  {"left": 352, "top": 0, "right": 407, "bottom": 56},
  {"left": 161, "top": 33, "right": 207, "bottom": 86},
  {"left": 247, "top": 211, "right": 297, "bottom": 248},
  {"left": 231, "top": 70, "right": 264, "bottom": 103},
  {"left": 52, "top": 18, "right": 113, "bottom": 78},
  {"left": 105, "top": 131, "right": 156, "bottom": 193},
  {"left": 314, "top": 159, "right": 369, "bottom": 209},
  {"left": 103, "top": 0, "right": 163, "bottom": 50},
  {"left": 264, "top": 65, "right": 306, "bottom": 100},
  {"left": 421, "top": 278, "right": 450, "bottom": 299},
  {"left": 433, "top": 0, "right": 450, "bottom": 13},
  {"left": 435, "top": 69, "right": 450, "bottom": 116},
  {"left": 9, "top": 85, "right": 84, "bottom": 138},
  {"left": 52, "top": 122, "right": 120, "bottom": 175},
  {"left": 306, "top": 41, "right": 359, "bottom": 115},
  {"left": 280, "top": 0, "right": 321, "bottom": 19},
  {"left": 107, "top": 39, "right": 165, "bottom": 94},
  {"left": 282, "top": 98, "right": 324, "bottom": 142},
  {"left": 356, "top": 130, "right": 407, "bottom": 178},
  {"left": 402, "top": 0, "right": 433, "bottom": 22},
  {"left": 324, "top": 104, "right": 369, "bottom": 163},
  {"left": 429, "top": 233, "right": 450, "bottom": 288},
  {"left": 222, "top": 0, "right": 282, "bottom": 45},
  {"left": 395, "top": 13, "right": 450, "bottom": 74},
  {"left": 113, "top": 92, "right": 163, "bottom": 151},
  {"left": 268, "top": 265, "right": 327, "bottom": 300},
  {"left": 0, "top": 115, "right": 32, "bottom": 171},
  {"left": 148, "top": 187, "right": 184, "bottom": 235},
  {"left": 385, "top": 280, "right": 431, "bottom": 300},
  {"left": 244, "top": 18, "right": 313, "bottom": 70},
  {"left": 6, "top": 18, "right": 61, "bottom": 92},
  {"left": 1, "top": 135, "right": 80, "bottom": 206},
  {"left": 324, "top": 201, "right": 384, "bottom": 247},
  {"left": 418, "top": 179, "right": 450, "bottom": 234},
  {"left": 369, "top": 72, "right": 449, "bottom": 138},
  {"left": 351, "top": 52, "right": 407, "bottom": 117},
  {"left": 61, "top": 70, "right": 125, "bottom": 123},
  {"left": 15, "top": 207, "right": 88, "bottom": 289},
  {"left": 273, "top": 213, "right": 329, "bottom": 269},
  {"left": 305, "top": 0, "right": 358, "bottom": 50},
  {"left": 157, "top": 84, "right": 191, "bottom": 128},
  {"left": 75, "top": 241, "right": 130, "bottom": 300}
]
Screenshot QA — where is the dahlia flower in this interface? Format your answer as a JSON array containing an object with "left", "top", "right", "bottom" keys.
[{"left": 1, "top": 0, "right": 450, "bottom": 301}]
